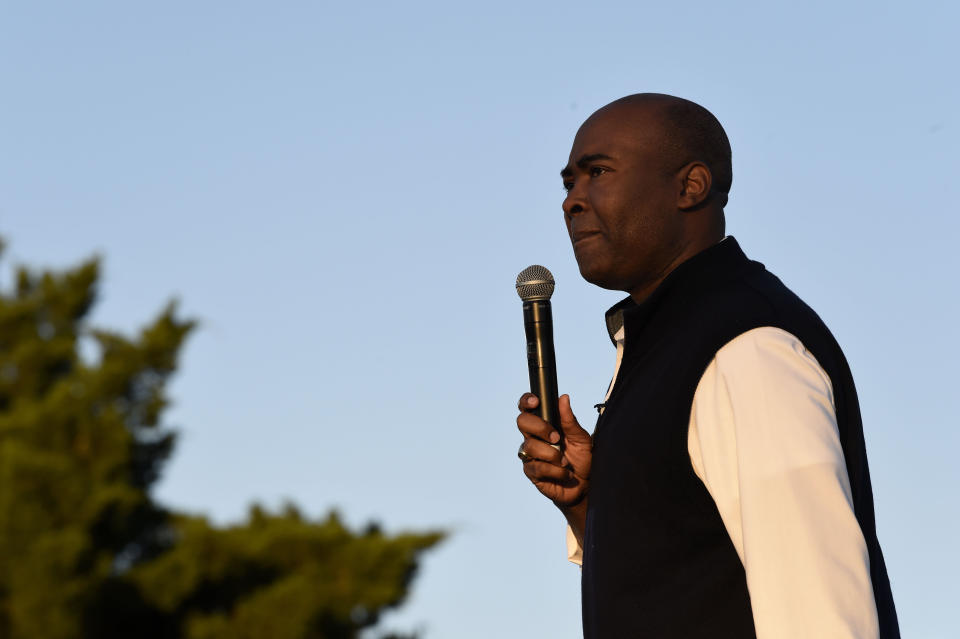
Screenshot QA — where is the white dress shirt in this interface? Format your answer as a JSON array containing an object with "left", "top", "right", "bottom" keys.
[{"left": 566, "top": 326, "right": 880, "bottom": 639}]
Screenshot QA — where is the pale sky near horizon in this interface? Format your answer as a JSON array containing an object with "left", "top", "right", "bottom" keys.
[{"left": 2, "top": 2, "right": 958, "bottom": 637}]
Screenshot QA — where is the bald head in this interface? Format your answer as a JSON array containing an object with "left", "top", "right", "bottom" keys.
[
  {"left": 561, "top": 93, "right": 732, "bottom": 300},
  {"left": 586, "top": 93, "right": 732, "bottom": 208}
]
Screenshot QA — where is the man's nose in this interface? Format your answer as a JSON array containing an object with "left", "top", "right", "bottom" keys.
[{"left": 563, "top": 187, "right": 586, "bottom": 219}]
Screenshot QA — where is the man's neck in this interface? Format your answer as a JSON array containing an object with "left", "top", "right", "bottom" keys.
[{"left": 628, "top": 235, "right": 726, "bottom": 303}]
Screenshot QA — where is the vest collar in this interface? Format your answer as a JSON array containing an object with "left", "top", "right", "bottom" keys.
[{"left": 603, "top": 236, "right": 750, "bottom": 344}]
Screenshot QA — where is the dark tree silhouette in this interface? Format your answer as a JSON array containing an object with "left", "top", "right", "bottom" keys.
[{"left": 0, "top": 241, "right": 442, "bottom": 639}]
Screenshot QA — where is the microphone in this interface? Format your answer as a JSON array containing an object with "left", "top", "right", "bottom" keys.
[{"left": 516, "top": 265, "right": 561, "bottom": 443}]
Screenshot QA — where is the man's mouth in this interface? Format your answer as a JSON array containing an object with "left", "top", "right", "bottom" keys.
[{"left": 572, "top": 230, "right": 602, "bottom": 245}]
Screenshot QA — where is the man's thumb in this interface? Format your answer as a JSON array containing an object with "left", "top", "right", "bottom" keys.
[{"left": 558, "top": 394, "right": 589, "bottom": 440}]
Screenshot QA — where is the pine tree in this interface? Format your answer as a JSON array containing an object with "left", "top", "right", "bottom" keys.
[{"left": 0, "top": 241, "right": 442, "bottom": 639}]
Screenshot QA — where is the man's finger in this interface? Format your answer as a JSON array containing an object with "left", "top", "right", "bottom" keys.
[
  {"left": 517, "top": 393, "right": 539, "bottom": 412},
  {"left": 521, "top": 438, "right": 564, "bottom": 465},
  {"left": 517, "top": 411, "right": 560, "bottom": 443},
  {"left": 523, "top": 460, "right": 571, "bottom": 483}
]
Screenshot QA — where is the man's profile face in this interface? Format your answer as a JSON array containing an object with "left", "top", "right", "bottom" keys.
[{"left": 561, "top": 102, "right": 684, "bottom": 296}]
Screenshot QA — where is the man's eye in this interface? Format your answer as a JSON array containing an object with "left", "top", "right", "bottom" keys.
[
  {"left": 562, "top": 181, "right": 574, "bottom": 193},
  {"left": 589, "top": 166, "right": 608, "bottom": 177}
]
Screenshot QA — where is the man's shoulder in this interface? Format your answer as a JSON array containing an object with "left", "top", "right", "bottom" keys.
[
  {"left": 707, "top": 256, "right": 830, "bottom": 336},
  {"left": 697, "top": 260, "right": 850, "bottom": 383}
]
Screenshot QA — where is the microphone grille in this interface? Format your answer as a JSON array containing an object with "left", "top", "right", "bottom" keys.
[{"left": 516, "top": 265, "right": 555, "bottom": 301}]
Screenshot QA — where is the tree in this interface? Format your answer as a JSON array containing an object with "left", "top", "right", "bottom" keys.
[{"left": 0, "top": 241, "right": 443, "bottom": 639}]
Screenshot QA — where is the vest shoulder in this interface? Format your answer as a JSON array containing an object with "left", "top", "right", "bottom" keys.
[
  {"left": 681, "top": 263, "right": 851, "bottom": 376},
  {"left": 705, "top": 262, "right": 827, "bottom": 329}
]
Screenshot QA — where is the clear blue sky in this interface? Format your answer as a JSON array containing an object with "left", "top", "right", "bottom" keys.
[{"left": 2, "top": 2, "right": 957, "bottom": 637}]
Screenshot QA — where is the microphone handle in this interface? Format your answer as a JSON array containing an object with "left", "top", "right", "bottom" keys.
[{"left": 523, "top": 300, "right": 561, "bottom": 442}]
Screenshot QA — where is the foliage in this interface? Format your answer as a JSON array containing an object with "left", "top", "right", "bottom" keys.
[{"left": 0, "top": 243, "right": 442, "bottom": 638}]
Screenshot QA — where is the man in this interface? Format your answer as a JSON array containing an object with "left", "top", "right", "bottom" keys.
[{"left": 516, "top": 94, "right": 899, "bottom": 638}]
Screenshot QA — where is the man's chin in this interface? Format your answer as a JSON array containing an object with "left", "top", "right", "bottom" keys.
[{"left": 575, "top": 260, "right": 622, "bottom": 291}]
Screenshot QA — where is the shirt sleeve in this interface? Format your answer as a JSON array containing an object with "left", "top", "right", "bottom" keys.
[
  {"left": 566, "top": 525, "right": 583, "bottom": 566},
  {"left": 688, "top": 326, "right": 879, "bottom": 639}
]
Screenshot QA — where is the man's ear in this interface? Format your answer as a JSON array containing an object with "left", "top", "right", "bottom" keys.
[{"left": 678, "top": 162, "right": 713, "bottom": 210}]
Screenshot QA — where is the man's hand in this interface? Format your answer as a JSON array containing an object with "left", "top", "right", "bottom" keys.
[{"left": 516, "top": 393, "right": 592, "bottom": 541}]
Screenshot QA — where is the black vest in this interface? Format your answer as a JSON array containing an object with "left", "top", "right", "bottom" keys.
[{"left": 581, "top": 238, "right": 898, "bottom": 638}]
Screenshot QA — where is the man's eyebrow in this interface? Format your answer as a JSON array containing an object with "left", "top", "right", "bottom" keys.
[{"left": 560, "top": 153, "right": 616, "bottom": 178}]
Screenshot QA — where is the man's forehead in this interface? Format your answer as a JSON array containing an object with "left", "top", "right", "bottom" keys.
[
  {"left": 576, "top": 102, "right": 666, "bottom": 147},
  {"left": 565, "top": 106, "right": 665, "bottom": 167}
]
